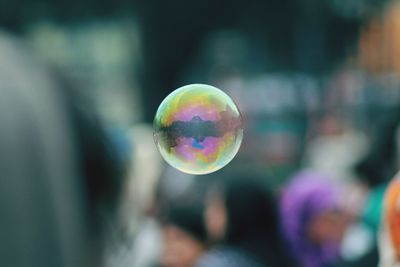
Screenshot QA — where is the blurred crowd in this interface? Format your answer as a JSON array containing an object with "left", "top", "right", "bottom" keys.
[{"left": 3, "top": 1, "right": 400, "bottom": 267}]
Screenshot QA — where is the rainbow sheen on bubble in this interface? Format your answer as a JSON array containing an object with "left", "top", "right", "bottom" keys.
[{"left": 153, "top": 84, "right": 243, "bottom": 175}]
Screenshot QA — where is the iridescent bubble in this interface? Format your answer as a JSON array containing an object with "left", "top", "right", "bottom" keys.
[{"left": 153, "top": 84, "right": 243, "bottom": 175}]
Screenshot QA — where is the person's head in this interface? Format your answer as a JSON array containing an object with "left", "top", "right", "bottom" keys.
[
  {"left": 205, "top": 170, "right": 282, "bottom": 265},
  {"left": 280, "top": 171, "right": 350, "bottom": 267},
  {"left": 161, "top": 203, "right": 207, "bottom": 267}
]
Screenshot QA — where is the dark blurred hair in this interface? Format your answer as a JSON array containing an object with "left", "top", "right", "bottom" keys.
[
  {"left": 163, "top": 202, "right": 207, "bottom": 244},
  {"left": 211, "top": 169, "right": 289, "bottom": 267},
  {"left": 356, "top": 107, "right": 400, "bottom": 187}
]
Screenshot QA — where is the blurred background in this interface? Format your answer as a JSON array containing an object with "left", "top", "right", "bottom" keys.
[{"left": 2, "top": 0, "right": 400, "bottom": 266}]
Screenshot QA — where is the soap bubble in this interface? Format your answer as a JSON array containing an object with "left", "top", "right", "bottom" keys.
[{"left": 153, "top": 84, "right": 243, "bottom": 175}]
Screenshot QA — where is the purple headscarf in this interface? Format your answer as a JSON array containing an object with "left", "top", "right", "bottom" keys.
[{"left": 280, "top": 171, "right": 342, "bottom": 267}]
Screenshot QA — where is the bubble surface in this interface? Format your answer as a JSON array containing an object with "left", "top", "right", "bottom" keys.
[{"left": 154, "top": 84, "right": 243, "bottom": 175}]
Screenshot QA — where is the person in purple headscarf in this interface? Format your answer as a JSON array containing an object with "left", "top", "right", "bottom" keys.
[{"left": 280, "top": 171, "right": 350, "bottom": 267}]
